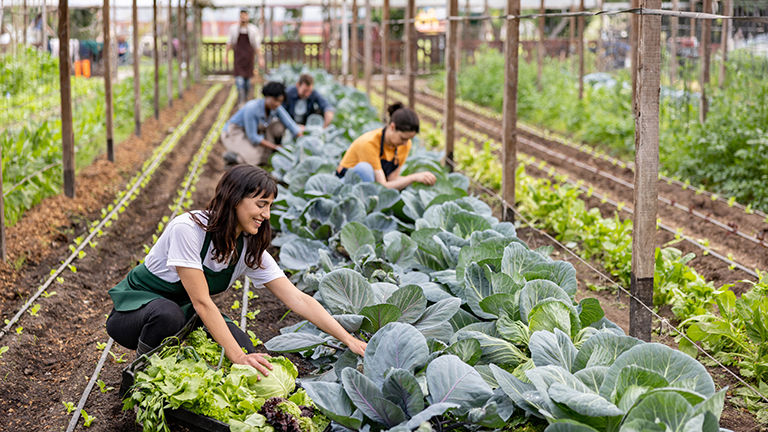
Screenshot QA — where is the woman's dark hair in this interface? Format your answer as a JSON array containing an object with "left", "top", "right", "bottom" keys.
[
  {"left": 262, "top": 81, "right": 286, "bottom": 99},
  {"left": 387, "top": 102, "right": 420, "bottom": 133},
  {"left": 191, "top": 165, "right": 278, "bottom": 269}
]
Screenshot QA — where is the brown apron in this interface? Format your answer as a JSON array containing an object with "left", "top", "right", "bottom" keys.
[{"left": 233, "top": 31, "right": 254, "bottom": 79}]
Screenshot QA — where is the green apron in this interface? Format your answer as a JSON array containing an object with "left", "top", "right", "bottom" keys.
[{"left": 108, "top": 232, "right": 243, "bottom": 321}]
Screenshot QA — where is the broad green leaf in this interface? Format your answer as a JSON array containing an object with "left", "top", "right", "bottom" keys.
[
  {"left": 447, "top": 339, "right": 482, "bottom": 366},
  {"left": 621, "top": 390, "right": 695, "bottom": 432},
  {"left": 426, "top": 355, "right": 493, "bottom": 413},
  {"left": 332, "top": 314, "right": 366, "bottom": 333},
  {"left": 302, "top": 381, "right": 362, "bottom": 430},
  {"left": 496, "top": 313, "right": 530, "bottom": 345},
  {"left": 455, "top": 330, "right": 528, "bottom": 367},
  {"left": 304, "top": 173, "right": 343, "bottom": 196},
  {"left": 342, "top": 368, "right": 408, "bottom": 427},
  {"left": 386, "top": 285, "right": 427, "bottom": 323},
  {"left": 501, "top": 242, "right": 545, "bottom": 281},
  {"left": 449, "top": 308, "right": 481, "bottom": 331},
  {"left": 264, "top": 333, "right": 328, "bottom": 353},
  {"left": 279, "top": 237, "right": 328, "bottom": 270},
  {"left": 383, "top": 231, "right": 418, "bottom": 266},
  {"left": 491, "top": 271, "right": 523, "bottom": 295},
  {"left": 364, "top": 322, "right": 429, "bottom": 384},
  {"left": 340, "top": 221, "right": 375, "bottom": 257},
  {"left": 479, "top": 293, "right": 519, "bottom": 318},
  {"left": 529, "top": 329, "right": 577, "bottom": 371},
  {"left": 403, "top": 402, "right": 460, "bottom": 430},
  {"left": 519, "top": 279, "right": 573, "bottom": 323},
  {"left": 371, "top": 282, "right": 399, "bottom": 304},
  {"left": 414, "top": 297, "right": 461, "bottom": 330},
  {"left": 574, "top": 366, "right": 609, "bottom": 393},
  {"left": 463, "top": 263, "right": 496, "bottom": 319},
  {"left": 614, "top": 365, "right": 670, "bottom": 411},
  {"left": 573, "top": 332, "right": 642, "bottom": 371},
  {"left": 528, "top": 299, "right": 581, "bottom": 338},
  {"left": 548, "top": 383, "right": 623, "bottom": 417},
  {"left": 382, "top": 369, "right": 425, "bottom": 417},
  {"left": 578, "top": 298, "right": 605, "bottom": 328},
  {"left": 329, "top": 196, "right": 367, "bottom": 229},
  {"left": 599, "top": 343, "right": 716, "bottom": 400},
  {"left": 524, "top": 261, "right": 578, "bottom": 296},
  {"left": 302, "top": 197, "right": 335, "bottom": 223},
  {"left": 364, "top": 212, "right": 398, "bottom": 233},
  {"left": 318, "top": 269, "right": 375, "bottom": 314},
  {"left": 490, "top": 364, "right": 541, "bottom": 413},
  {"left": 360, "top": 304, "right": 403, "bottom": 333},
  {"left": 456, "top": 238, "right": 514, "bottom": 280},
  {"left": 544, "top": 420, "right": 601, "bottom": 432}
]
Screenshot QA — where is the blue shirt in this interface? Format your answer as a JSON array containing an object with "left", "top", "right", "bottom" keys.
[
  {"left": 282, "top": 86, "right": 335, "bottom": 125},
  {"left": 224, "top": 99, "right": 301, "bottom": 144}
]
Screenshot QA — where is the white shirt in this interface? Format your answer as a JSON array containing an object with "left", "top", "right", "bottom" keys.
[
  {"left": 144, "top": 211, "right": 284, "bottom": 288},
  {"left": 227, "top": 23, "right": 261, "bottom": 52}
]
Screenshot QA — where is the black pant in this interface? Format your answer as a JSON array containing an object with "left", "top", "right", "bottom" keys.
[{"left": 106, "top": 298, "right": 255, "bottom": 354}]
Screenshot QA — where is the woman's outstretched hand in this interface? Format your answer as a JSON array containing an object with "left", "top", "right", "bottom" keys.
[
  {"left": 234, "top": 352, "right": 274, "bottom": 379},
  {"left": 346, "top": 338, "right": 368, "bottom": 357}
]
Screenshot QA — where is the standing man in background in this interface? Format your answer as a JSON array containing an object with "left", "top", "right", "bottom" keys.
[
  {"left": 228, "top": 9, "right": 263, "bottom": 106},
  {"left": 283, "top": 74, "right": 335, "bottom": 127}
]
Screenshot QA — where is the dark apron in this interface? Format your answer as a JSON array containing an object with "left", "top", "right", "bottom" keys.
[
  {"left": 233, "top": 31, "right": 255, "bottom": 79},
  {"left": 108, "top": 232, "right": 243, "bottom": 321},
  {"left": 337, "top": 128, "right": 399, "bottom": 178}
]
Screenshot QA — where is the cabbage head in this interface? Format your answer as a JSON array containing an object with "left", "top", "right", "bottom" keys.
[{"left": 232, "top": 356, "right": 299, "bottom": 399}]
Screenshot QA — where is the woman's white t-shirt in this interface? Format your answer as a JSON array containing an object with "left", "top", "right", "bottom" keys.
[{"left": 144, "top": 211, "right": 285, "bottom": 288}]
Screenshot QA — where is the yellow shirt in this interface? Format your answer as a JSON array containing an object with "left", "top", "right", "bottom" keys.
[{"left": 338, "top": 128, "right": 412, "bottom": 173}]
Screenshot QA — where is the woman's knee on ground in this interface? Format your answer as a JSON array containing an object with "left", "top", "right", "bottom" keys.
[{"left": 350, "top": 162, "right": 375, "bottom": 182}]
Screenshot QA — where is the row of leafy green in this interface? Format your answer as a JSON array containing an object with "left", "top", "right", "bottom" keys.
[
  {"left": 429, "top": 47, "right": 768, "bottom": 213},
  {"left": 127, "top": 328, "right": 329, "bottom": 432},
  {"left": 1, "top": 50, "right": 184, "bottom": 225},
  {"left": 257, "top": 67, "right": 726, "bottom": 432},
  {"left": 417, "top": 118, "right": 768, "bottom": 425}
]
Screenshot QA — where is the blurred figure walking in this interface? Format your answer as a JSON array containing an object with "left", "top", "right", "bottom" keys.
[{"left": 227, "top": 9, "right": 263, "bottom": 106}]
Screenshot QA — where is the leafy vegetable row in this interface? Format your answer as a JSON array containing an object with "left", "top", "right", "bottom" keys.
[{"left": 259, "top": 68, "right": 727, "bottom": 432}]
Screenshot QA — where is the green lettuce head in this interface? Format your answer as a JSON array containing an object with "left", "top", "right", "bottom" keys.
[{"left": 233, "top": 356, "right": 299, "bottom": 399}]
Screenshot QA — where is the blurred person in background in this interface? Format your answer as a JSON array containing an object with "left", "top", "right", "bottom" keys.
[
  {"left": 227, "top": 9, "right": 263, "bottom": 106},
  {"left": 282, "top": 73, "right": 335, "bottom": 127}
]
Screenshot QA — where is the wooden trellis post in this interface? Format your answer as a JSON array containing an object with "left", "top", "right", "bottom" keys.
[
  {"left": 381, "top": 0, "right": 389, "bottom": 121},
  {"left": 577, "top": 0, "right": 584, "bottom": 100},
  {"left": 630, "top": 0, "right": 638, "bottom": 114},
  {"left": 195, "top": 2, "right": 201, "bottom": 81},
  {"left": 183, "top": 0, "right": 189, "bottom": 90},
  {"left": 630, "top": 0, "right": 662, "bottom": 342},
  {"left": 597, "top": 0, "right": 603, "bottom": 71},
  {"left": 364, "top": 0, "right": 372, "bottom": 97},
  {"left": 537, "top": 0, "right": 544, "bottom": 89},
  {"left": 719, "top": 0, "right": 732, "bottom": 87},
  {"left": 444, "top": 0, "right": 458, "bottom": 170},
  {"left": 132, "top": 0, "right": 141, "bottom": 136},
  {"left": 341, "top": 0, "right": 348, "bottom": 85},
  {"left": 103, "top": 0, "right": 115, "bottom": 162},
  {"left": 351, "top": 0, "right": 358, "bottom": 87},
  {"left": 501, "top": 0, "right": 520, "bottom": 222},
  {"left": 42, "top": 0, "right": 47, "bottom": 49},
  {"left": 569, "top": 2, "right": 575, "bottom": 60},
  {"left": 59, "top": 0, "right": 75, "bottom": 198},
  {"left": 167, "top": 0, "right": 173, "bottom": 106},
  {"left": 669, "top": 0, "right": 678, "bottom": 84},
  {"left": 700, "top": 0, "right": 711, "bottom": 123},
  {"left": 153, "top": 0, "right": 160, "bottom": 119},
  {"left": 406, "top": 0, "right": 415, "bottom": 107}
]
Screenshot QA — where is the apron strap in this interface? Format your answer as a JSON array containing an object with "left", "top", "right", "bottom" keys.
[{"left": 199, "top": 231, "right": 244, "bottom": 270}]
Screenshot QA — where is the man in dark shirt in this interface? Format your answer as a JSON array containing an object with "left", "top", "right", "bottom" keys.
[{"left": 282, "top": 74, "right": 335, "bottom": 127}]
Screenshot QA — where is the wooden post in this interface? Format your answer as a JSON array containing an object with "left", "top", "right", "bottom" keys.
[
  {"left": 167, "top": 0, "right": 173, "bottom": 106},
  {"left": 630, "top": 0, "right": 638, "bottom": 115},
  {"left": 153, "top": 0, "right": 160, "bottom": 119},
  {"left": 569, "top": 3, "right": 575, "bottom": 60},
  {"left": 669, "top": 0, "right": 678, "bottom": 84},
  {"left": 719, "top": 0, "right": 731, "bottom": 87},
  {"left": 132, "top": 0, "right": 141, "bottom": 136},
  {"left": 103, "top": 0, "right": 114, "bottom": 162},
  {"left": 405, "top": 0, "right": 415, "bottom": 106},
  {"left": 444, "top": 0, "right": 458, "bottom": 171},
  {"left": 700, "top": 0, "right": 711, "bottom": 123},
  {"left": 597, "top": 0, "right": 604, "bottom": 71},
  {"left": 194, "top": 1, "right": 201, "bottom": 82},
  {"left": 381, "top": 0, "right": 389, "bottom": 120},
  {"left": 183, "top": 0, "right": 188, "bottom": 90},
  {"left": 351, "top": 0, "right": 358, "bottom": 87},
  {"left": 690, "top": 0, "right": 696, "bottom": 38},
  {"left": 537, "top": 0, "right": 544, "bottom": 89},
  {"left": 501, "top": 0, "right": 520, "bottom": 222},
  {"left": 323, "top": 0, "right": 330, "bottom": 72},
  {"left": 59, "top": 0, "right": 75, "bottom": 197},
  {"left": 363, "top": 0, "right": 372, "bottom": 96},
  {"left": 177, "top": 0, "right": 183, "bottom": 97},
  {"left": 577, "top": 0, "right": 584, "bottom": 99},
  {"left": 630, "top": 0, "right": 661, "bottom": 342}
]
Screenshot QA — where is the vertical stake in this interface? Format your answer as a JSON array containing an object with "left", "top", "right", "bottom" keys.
[
  {"left": 443, "top": 0, "right": 458, "bottom": 171},
  {"left": 630, "top": 0, "right": 662, "bottom": 342},
  {"left": 59, "top": 0, "right": 76, "bottom": 198},
  {"left": 501, "top": 0, "right": 520, "bottom": 222},
  {"left": 103, "top": 0, "right": 115, "bottom": 162},
  {"left": 132, "top": 0, "right": 141, "bottom": 136}
]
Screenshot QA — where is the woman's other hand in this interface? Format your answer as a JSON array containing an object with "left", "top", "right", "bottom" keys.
[
  {"left": 346, "top": 337, "right": 367, "bottom": 356},
  {"left": 414, "top": 171, "right": 437, "bottom": 186},
  {"left": 233, "top": 352, "right": 274, "bottom": 378}
]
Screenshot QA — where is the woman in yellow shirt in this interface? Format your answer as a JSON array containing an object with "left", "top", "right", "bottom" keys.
[{"left": 336, "top": 103, "right": 436, "bottom": 190}]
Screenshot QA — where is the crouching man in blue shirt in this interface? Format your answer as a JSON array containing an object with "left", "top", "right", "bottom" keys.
[
  {"left": 283, "top": 74, "right": 335, "bottom": 127},
  {"left": 221, "top": 81, "right": 304, "bottom": 166}
]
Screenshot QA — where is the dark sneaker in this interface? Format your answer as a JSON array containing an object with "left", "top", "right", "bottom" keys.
[{"left": 223, "top": 151, "right": 240, "bottom": 166}]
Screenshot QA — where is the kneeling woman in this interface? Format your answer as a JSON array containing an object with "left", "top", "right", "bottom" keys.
[
  {"left": 106, "top": 165, "right": 366, "bottom": 376},
  {"left": 336, "top": 102, "right": 436, "bottom": 190}
]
